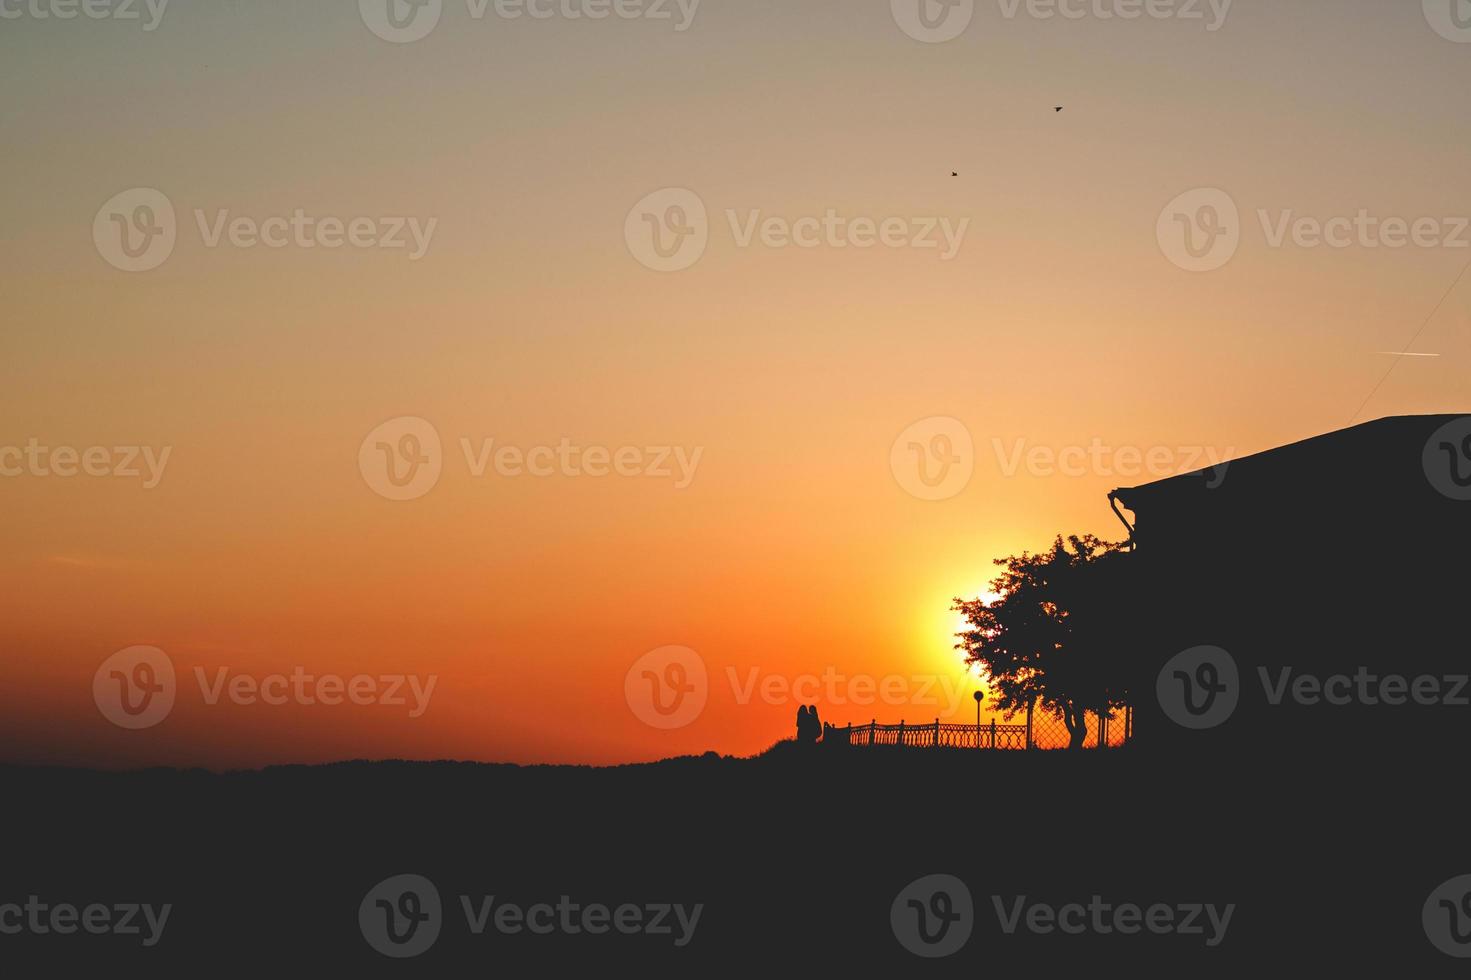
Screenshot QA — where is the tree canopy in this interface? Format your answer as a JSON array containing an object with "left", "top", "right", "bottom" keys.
[{"left": 953, "top": 535, "right": 1131, "bottom": 750}]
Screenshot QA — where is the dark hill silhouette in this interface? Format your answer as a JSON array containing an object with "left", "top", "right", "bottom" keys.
[{"left": 2, "top": 738, "right": 1465, "bottom": 974}]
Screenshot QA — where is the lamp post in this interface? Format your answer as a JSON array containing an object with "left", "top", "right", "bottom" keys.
[{"left": 973, "top": 690, "right": 984, "bottom": 749}]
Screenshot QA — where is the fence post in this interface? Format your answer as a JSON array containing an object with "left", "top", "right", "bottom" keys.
[
  {"left": 1100, "top": 710, "right": 1108, "bottom": 751},
  {"left": 868, "top": 719, "right": 875, "bottom": 746},
  {"left": 846, "top": 722, "right": 852, "bottom": 746},
  {"left": 897, "top": 720, "right": 905, "bottom": 746},
  {"left": 989, "top": 719, "right": 997, "bottom": 750},
  {"left": 1125, "top": 705, "right": 1132, "bottom": 743},
  {"left": 1025, "top": 700, "right": 1034, "bottom": 751},
  {"left": 933, "top": 718, "right": 940, "bottom": 748}
]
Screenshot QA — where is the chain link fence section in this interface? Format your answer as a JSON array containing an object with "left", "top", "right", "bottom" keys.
[{"left": 834, "top": 706, "right": 1131, "bottom": 751}]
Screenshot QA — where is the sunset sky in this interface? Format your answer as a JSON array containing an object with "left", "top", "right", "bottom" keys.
[{"left": 1, "top": 0, "right": 1467, "bottom": 769}]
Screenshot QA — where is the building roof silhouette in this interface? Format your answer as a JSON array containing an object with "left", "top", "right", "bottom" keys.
[{"left": 1109, "top": 414, "right": 1468, "bottom": 550}]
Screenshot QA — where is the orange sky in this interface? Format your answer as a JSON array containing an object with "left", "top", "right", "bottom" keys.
[{"left": 1, "top": 1, "right": 1467, "bottom": 768}]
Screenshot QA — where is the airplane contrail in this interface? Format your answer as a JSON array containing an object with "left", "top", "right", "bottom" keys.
[{"left": 1374, "top": 351, "right": 1441, "bottom": 357}]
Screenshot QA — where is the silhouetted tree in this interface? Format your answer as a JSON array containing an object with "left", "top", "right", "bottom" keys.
[{"left": 953, "top": 535, "right": 1130, "bottom": 750}]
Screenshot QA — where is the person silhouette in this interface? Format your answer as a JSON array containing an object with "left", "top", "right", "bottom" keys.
[{"left": 795, "top": 705, "right": 821, "bottom": 744}]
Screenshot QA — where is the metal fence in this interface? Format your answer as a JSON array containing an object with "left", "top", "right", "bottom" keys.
[{"left": 834, "top": 706, "right": 1131, "bottom": 751}]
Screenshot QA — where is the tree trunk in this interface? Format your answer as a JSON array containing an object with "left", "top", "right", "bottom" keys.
[{"left": 1063, "top": 702, "right": 1088, "bottom": 751}]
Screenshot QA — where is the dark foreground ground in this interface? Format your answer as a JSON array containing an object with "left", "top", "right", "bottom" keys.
[{"left": 2, "top": 742, "right": 1467, "bottom": 974}]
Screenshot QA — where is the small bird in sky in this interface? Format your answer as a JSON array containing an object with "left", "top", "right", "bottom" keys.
[
  {"left": 1055, "top": 106, "right": 1063, "bottom": 112},
  {"left": 951, "top": 171, "right": 958, "bottom": 177}
]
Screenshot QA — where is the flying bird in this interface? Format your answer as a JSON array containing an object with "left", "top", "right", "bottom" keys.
[
  {"left": 1054, "top": 106, "right": 1063, "bottom": 112},
  {"left": 951, "top": 171, "right": 958, "bottom": 177}
]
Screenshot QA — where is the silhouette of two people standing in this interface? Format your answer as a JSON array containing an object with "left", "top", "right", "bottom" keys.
[{"left": 796, "top": 704, "right": 822, "bottom": 744}]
